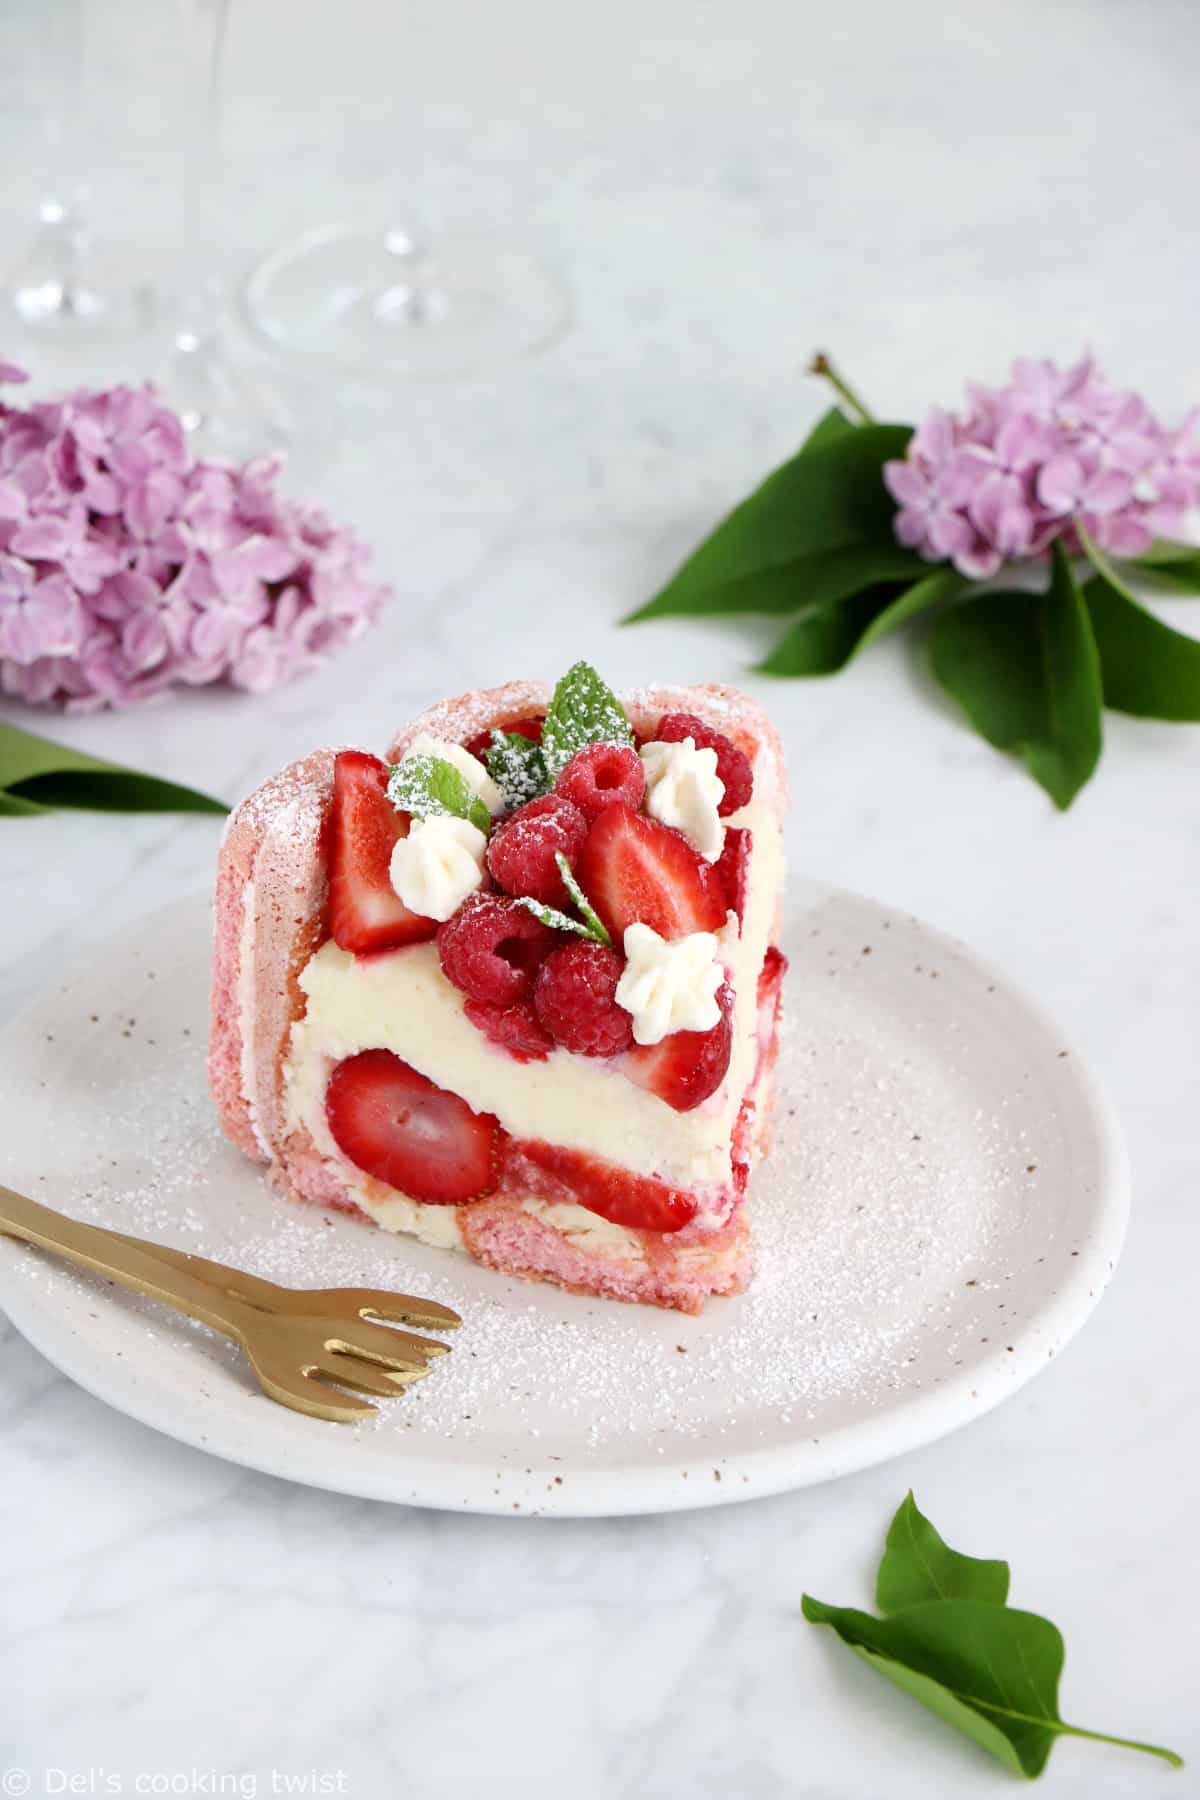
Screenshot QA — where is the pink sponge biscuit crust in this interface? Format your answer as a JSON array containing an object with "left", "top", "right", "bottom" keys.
[
  {"left": 208, "top": 749, "right": 337, "bottom": 1164},
  {"left": 210, "top": 681, "right": 787, "bottom": 1313}
]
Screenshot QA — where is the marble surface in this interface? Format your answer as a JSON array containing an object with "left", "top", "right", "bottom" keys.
[{"left": 2, "top": 0, "right": 1199, "bottom": 1795}]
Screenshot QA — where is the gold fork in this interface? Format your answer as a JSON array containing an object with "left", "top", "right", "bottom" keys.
[{"left": 0, "top": 1185, "right": 461, "bottom": 1422}]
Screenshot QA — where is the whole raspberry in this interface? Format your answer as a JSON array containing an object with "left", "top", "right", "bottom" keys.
[
  {"left": 655, "top": 713, "right": 753, "bottom": 816},
  {"left": 554, "top": 743, "right": 645, "bottom": 821},
  {"left": 533, "top": 941, "right": 634, "bottom": 1057},
  {"left": 438, "top": 893, "right": 558, "bottom": 1005},
  {"left": 487, "top": 793, "right": 588, "bottom": 905},
  {"left": 463, "top": 997, "right": 554, "bottom": 1062}
]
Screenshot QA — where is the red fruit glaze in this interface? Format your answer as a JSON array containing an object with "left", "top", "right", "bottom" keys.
[
  {"left": 554, "top": 743, "right": 645, "bottom": 821},
  {"left": 328, "top": 751, "right": 437, "bottom": 956},
  {"left": 623, "top": 982, "right": 734, "bottom": 1113},
  {"left": 713, "top": 826, "right": 752, "bottom": 925},
  {"left": 463, "top": 997, "right": 554, "bottom": 1062},
  {"left": 487, "top": 793, "right": 588, "bottom": 906},
  {"left": 577, "top": 803, "right": 729, "bottom": 943},
  {"left": 758, "top": 944, "right": 788, "bottom": 1005},
  {"left": 655, "top": 713, "right": 753, "bottom": 816},
  {"left": 463, "top": 714, "right": 544, "bottom": 760},
  {"left": 438, "top": 892, "right": 558, "bottom": 1005},
  {"left": 325, "top": 1048, "right": 501, "bottom": 1204},
  {"left": 533, "top": 940, "right": 634, "bottom": 1057},
  {"left": 515, "top": 1140, "right": 698, "bottom": 1233}
]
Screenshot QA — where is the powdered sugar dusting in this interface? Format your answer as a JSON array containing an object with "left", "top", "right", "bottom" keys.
[{"left": 0, "top": 884, "right": 1101, "bottom": 1510}]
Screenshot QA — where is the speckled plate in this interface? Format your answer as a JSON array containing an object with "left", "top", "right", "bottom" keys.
[{"left": 0, "top": 886, "right": 1127, "bottom": 1516}]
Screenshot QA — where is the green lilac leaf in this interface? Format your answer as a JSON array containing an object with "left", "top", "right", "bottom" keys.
[
  {"left": 540, "top": 661, "right": 634, "bottom": 780},
  {"left": 757, "top": 582, "right": 904, "bottom": 674},
  {"left": 668, "top": 542, "right": 930, "bottom": 623},
  {"left": 624, "top": 423, "right": 914, "bottom": 623},
  {"left": 1130, "top": 542, "right": 1200, "bottom": 594},
  {"left": 1078, "top": 533, "right": 1200, "bottom": 720},
  {"left": 1134, "top": 557, "right": 1200, "bottom": 596},
  {"left": 929, "top": 543, "right": 1103, "bottom": 810},
  {"left": 555, "top": 853, "right": 612, "bottom": 945},
  {"left": 799, "top": 405, "right": 858, "bottom": 452},
  {"left": 0, "top": 719, "right": 228, "bottom": 817},
  {"left": 876, "top": 1492, "right": 1009, "bottom": 1614},
  {"left": 757, "top": 566, "right": 966, "bottom": 676},
  {"left": 802, "top": 1596, "right": 1182, "bottom": 1778},
  {"left": 803, "top": 1496, "right": 1183, "bottom": 1779},
  {"left": 486, "top": 730, "right": 549, "bottom": 809},
  {"left": 387, "top": 753, "right": 491, "bottom": 833}
]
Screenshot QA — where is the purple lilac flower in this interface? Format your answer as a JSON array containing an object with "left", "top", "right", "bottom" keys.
[
  {"left": 884, "top": 355, "right": 1200, "bottom": 578},
  {"left": 0, "top": 365, "right": 390, "bottom": 710}
]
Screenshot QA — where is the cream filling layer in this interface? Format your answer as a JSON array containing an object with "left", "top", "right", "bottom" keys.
[{"left": 281, "top": 760, "right": 784, "bottom": 1247}]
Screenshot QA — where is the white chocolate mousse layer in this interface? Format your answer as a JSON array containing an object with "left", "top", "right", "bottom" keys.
[{"left": 281, "top": 756, "right": 784, "bottom": 1240}]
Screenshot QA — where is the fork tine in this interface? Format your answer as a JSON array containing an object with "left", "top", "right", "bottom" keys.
[
  {"left": 309, "top": 1354, "right": 425, "bottom": 1399},
  {"left": 247, "top": 1353, "right": 381, "bottom": 1423},
  {"left": 304, "top": 1287, "right": 462, "bottom": 1330},
  {"left": 359, "top": 1294, "right": 462, "bottom": 1330},
  {"left": 316, "top": 1358, "right": 425, "bottom": 1396},
  {"left": 324, "top": 1319, "right": 452, "bottom": 1368}
]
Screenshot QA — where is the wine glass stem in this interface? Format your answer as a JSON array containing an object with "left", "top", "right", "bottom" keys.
[
  {"left": 176, "top": 0, "right": 231, "bottom": 342},
  {"left": 41, "top": 0, "right": 91, "bottom": 296}
]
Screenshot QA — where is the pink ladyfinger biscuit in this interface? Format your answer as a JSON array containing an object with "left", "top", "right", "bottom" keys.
[
  {"left": 208, "top": 750, "right": 337, "bottom": 1163},
  {"left": 386, "top": 679, "right": 552, "bottom": 763}
]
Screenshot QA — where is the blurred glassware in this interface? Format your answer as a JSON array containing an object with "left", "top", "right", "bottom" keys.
[
  {"left": 7, "top": 0, "right": 155, "bottom": 341},
  {"left": 243, "top": 229, "right": 569, "bottom": 382},
  {"left": 164, "top": 0, "right": 292, "bottom": 459},
  {"left": 244, "top": 224, "right": 572, "bottom": 383}
]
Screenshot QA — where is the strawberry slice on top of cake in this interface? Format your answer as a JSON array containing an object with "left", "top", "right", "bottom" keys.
[{"left": 209, "top": 663, "right": 787, "bottom": 1313}]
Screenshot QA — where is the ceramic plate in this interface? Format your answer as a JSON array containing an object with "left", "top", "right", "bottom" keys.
[{"left": 0, "top": 886, "right": 1127, "bottom": 1516}]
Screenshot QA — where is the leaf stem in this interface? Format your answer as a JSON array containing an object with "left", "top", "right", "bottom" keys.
[
  {"left": 808, "top": 351, "right": 875, "bottom": 425},
  {"left": 1058, "top": 1723, "right": 1184, "bottom": 1769}
]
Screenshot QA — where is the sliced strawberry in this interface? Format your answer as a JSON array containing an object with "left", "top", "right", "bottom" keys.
[
  {"left": 325, "top": 1048, "right": 502, "bottom": 1204},
  {"left": 577, "top": 803, "right": 729, "bottom": 944},
  {"left": 622, "top": 982, "right": 734, "bottom": 1113},
  {"left": 464, "top": 713, "right": 545, "bottom": 760},
  {"left": 713, "top": 827, "right": 752, "bottom": 925},
  {"left": 328, "top": 751, "right": 437, "bottom": 956},
  {"left": 515, "top": 1139, "right": 698, "bottom": 1233}
]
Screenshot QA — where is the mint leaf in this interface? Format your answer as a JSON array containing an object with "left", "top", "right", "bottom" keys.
[
  {"left": 512, "top": 895, "right": 591, "bottom": 937},
  {"left": 556, "top": 854, "right": 611, "bottom": 945},
  {"left": 930, "top": 543, "right": 1103, "bottom": 809},
  {"left": 387, "top": 754, "right": 491, "bottom": 833},
  {"left": 0, "top": 719, "right": 227, "bottom": 817},
  {"left": 757, "top": 567, "right": 966, "bottom": 675},
  {"left": 803, "top": 1497, "right": 1183, "bottom": 1780},
  {"left": 485, "top": 730, "right": 549, "bottom": 810},
  {"left": 510, "top": 857, "right": 611, "bottom": 945},
  {"left": 1079, "top": 531, "right": 1200, "bottom": 720},
  {"left": 512, "top": 857, "right": 611, "bottom": 946},
  {"left": 876, "top": 1492, "right": 1009, "bottom": 1613},
  {"left": 624, "top": 423, "right": 914, "bottom": 622},
  {"left": 540, "top": 661, "right": 633, "bottom": 780}
]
